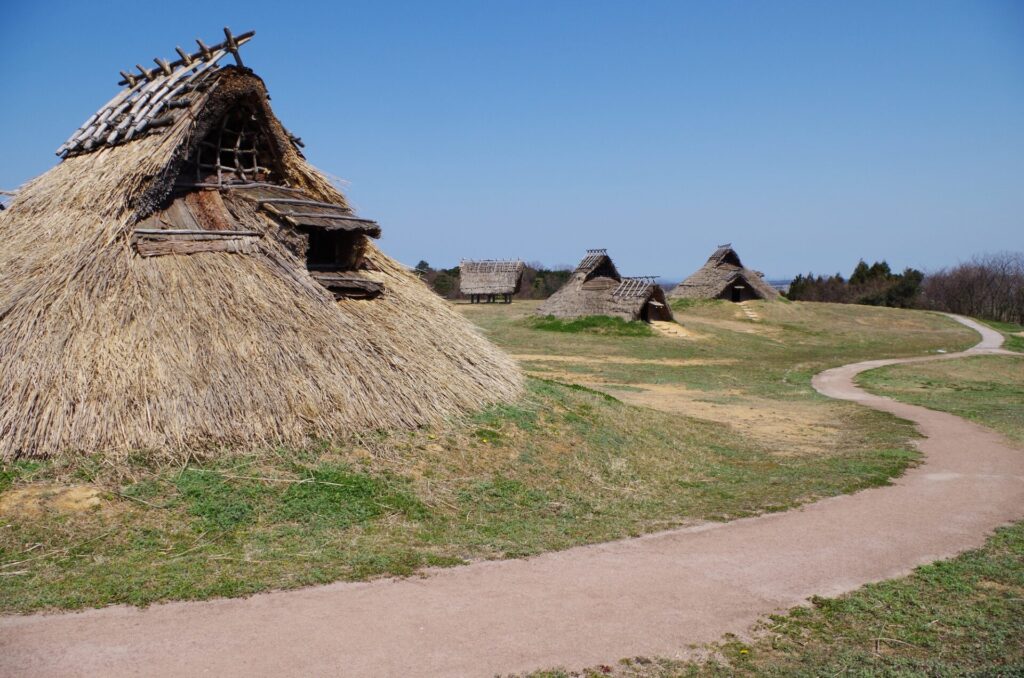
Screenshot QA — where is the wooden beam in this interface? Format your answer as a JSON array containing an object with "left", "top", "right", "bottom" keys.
[
  {"left": 133, "top": 229, "right": 260, "bottom": 238},
  {"left": 117, "top": 30, "right": 255, "bottom": 86},
  {"left": 223, "top": 27, "right": 244, "bottom": 67}
]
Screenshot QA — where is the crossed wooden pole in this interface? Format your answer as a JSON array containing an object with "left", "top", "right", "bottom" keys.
[{"left": 118, "top": 27, "right": 254, "bottom": 87}]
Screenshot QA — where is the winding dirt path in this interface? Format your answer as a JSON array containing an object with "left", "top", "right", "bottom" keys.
[{"left": 2, "top": 317, "right": 1022, "bottom": 678}]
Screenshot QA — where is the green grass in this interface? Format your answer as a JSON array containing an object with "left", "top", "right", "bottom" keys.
[
  {"left": 469, "top": 300, "right": 975, "bottom": 397},
  {"left": 528, "top": 351, "right": 1024, "bottom": 677},
  {"left": 859, "top": 355, "right": 1024, "bottom": 444},
  {"left": 669, "top": 298, "right": 725, "bottom": 311},
  {"left": 0, "top": 377, "right": 923, "bottom": 613},
  {"left": 0, "top": 301, "right": 980, "bottom": 613},
  {"left": 529, "top": 314, "right": 654, "bottom": 336},
  {"left": 983, "top": 318, "right": 1024, "bottom": 353}
]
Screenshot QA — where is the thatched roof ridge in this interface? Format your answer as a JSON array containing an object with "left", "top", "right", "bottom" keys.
[
  {"left": 57, "top": 28, "right": 262, "bottom": 158},
  {"left": 459, "top": 259, "right": 525, "bottom": 295},
  {"left": 0, "top": 42, "right": 521, "bottom": 460},
  {"left": 575, "top": 249, "right": 615, "bottom": 276},
  {"left": 708, "top": 244, "right": 743, "bottom": 267},
  {"left": 667, "top": 244, "right": 779, "bottom": 301}
]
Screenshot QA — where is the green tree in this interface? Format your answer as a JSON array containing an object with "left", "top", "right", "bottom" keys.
[{"left": 849, "top": 260, "right": 872, "bottom": 285}]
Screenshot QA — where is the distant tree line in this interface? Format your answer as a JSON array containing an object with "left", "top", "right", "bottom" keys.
[
  {"left": 918, "top": 252, "right": 1024, "bottom": 324},
  {"left": 787, "top": 260, "right": 923, "bottom": 308},
  {"left": 414, "top": 261, "right": 572, "bottom": 300},
  {"left": 787, "top": 252, "right": 1024, "bottom": 324}
]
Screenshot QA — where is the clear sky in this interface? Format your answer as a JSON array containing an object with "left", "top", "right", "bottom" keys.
[{"left": 2, "top": 1, "right": 1022, "bottom": 279}]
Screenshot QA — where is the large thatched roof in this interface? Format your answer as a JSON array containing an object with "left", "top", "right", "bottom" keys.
[
  {"left": 667, "top": 244, "right": 779, "bottom": 301},
  {"left": 0, "top": 30, "right": 521, "bottom": 460},
  {"left": 459, "top": 260, "right": 525, "bottom": 295},
  {"left": 537, "top": 249, "right": 672, "bottom": 322}
]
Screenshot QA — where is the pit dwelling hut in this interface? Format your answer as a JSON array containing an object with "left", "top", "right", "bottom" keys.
[
  {"left": 459, "top": 260, "right": 525, "bottom": 303},
  {"left": 667, "top": 244, "right": 779, "bottom": 302},
  {"left": 537, "top": 249, "right": 673, "bottom": 322},
  {"left": 0, "top": 29, "right": 522, "bottom": 460}
]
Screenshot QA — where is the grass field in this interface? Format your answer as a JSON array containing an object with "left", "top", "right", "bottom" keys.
[
  {"left": 0, "top": 300, "right": 977, "bottom": 613},
  {"left": 529, "top": 314, "right": 655, "bottom": 336},
  {"left": 860, "top": 354, "right": 1024, "bottom": 444},
  {"left": 527, "top": 350, "right": 1024, "bottom": 677}
]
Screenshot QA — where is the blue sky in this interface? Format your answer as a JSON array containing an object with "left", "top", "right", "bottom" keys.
[{"left": 2, "top": 1, "right": 1022, "bottom": 279}]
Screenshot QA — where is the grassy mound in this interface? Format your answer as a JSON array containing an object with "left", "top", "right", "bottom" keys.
[{"left": 1, "top": 377, "right": 917, "bottom": 613}]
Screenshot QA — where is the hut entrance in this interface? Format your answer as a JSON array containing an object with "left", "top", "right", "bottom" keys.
[
  {"left": 642, "top": 300, "right": 673, "bottom": 322},
  {"left": 731, "top": 285, "right": 745, "bottom": 302}
]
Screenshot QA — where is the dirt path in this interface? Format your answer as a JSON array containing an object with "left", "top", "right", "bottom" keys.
[
  {"left": 737, "top": 301, "right": 761, "bottom": 321},
  {"left": 649, "top": 320, "right": 703, "bottom": 339},
  {"left": 2, "top": 317, "right": 1021, "bottom": 678}
]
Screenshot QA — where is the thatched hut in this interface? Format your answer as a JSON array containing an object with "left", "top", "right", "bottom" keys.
[
  {"left": 0, "top": 30, "right": 522, "bottom": 460},
  {"left": 668, "top": 244, "right": 779, "bottom": 302},
  {"left": 537, "top": 249, "right": 672, "bottom": 322},
  {"left": 459, "top": 259, "right": 525, "bottom": 303}
]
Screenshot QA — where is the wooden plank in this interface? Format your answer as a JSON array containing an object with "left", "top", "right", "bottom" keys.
[
  {"left": 277, "top": 211, "right": 373, "bottom": 221},
  {"left": 186, "top": 182, "right": 303, "bottom": 192},
  {"left": 310, "top": 272, "right": 385, "bottom": 299},
  {"left": 161, "top": 199, "right": 203, "bottom": 231},
  {"left": 259, "top": 198, "right": 351, "bottom": 211},
  {"left": 283, "top": 215, "right": 382, "bottom": 236}
]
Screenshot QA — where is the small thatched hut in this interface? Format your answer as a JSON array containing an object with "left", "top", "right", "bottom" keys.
[
  {"left": 459, "top": 259, "right": 525, "bottom": 303},
  {"left": 537, "top": 249, "right": 672, "bottom": 322},
  {"left": 0, "top": 30, "right": 522, "bottom": 460},
  {"left": 668, "top": 244, "right": 779, "bottom": 302}
]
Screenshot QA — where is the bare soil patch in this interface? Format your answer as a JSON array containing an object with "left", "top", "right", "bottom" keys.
[
  {"left": 649, "top": 321, "right": 706, "bottom": 340},
  {"left": 0, "top": 485, "right": 103, "bottom": 518},
  {"left": 684, "top": 315, "right": 784, "bottom": 339},
  {"left": 604, "top": 383, "right": 844, "bottom": 456}
]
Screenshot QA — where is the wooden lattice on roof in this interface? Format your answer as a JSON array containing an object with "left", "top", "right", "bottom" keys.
[
  {"left": 575, "top": 248, "right": 608, "bottom": 274},
  {"left": 57, "top": 28, "right": 260, "bottom": 158},
  {"left": 612, "top": 276, "right": 658, "bottom": 298}
]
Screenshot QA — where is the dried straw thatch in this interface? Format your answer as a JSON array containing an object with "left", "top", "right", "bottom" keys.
[
  {"left": 0, "top": 35, "right": 521, "bottom": 461},
  {"left": 459, "top": 260, "right": 525, "bottom": 302},
  {"left": 537, "top": 249, "right": 673, "bottom": 322},
  {"left": 667, "top": 244, "right": 779, "bottom": 302}
]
